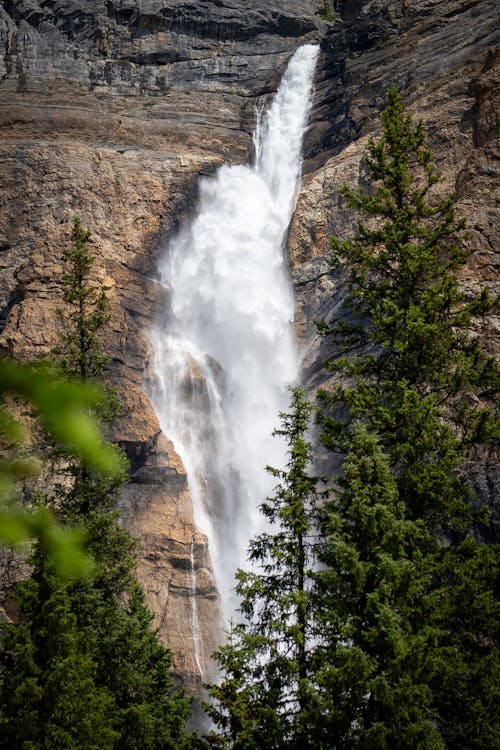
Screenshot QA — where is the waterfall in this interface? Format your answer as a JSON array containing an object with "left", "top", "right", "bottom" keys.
[
  {"left": 189, "top": 539, "right": 203, "bottom": 677},
  {"left": 151, "top": 44, "right": 319, "bottom": 634}
]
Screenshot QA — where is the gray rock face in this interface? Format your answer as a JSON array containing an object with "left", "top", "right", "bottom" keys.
[
  {"left": 1, "top": 1, "right": 323, "bottom": 94},
  {"left": 0, "top": 0, "right": 498, "bottom": 691}
]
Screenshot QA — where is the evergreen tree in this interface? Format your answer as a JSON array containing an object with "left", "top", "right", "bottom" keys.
[
  {"left": 206, "top": 387, "right": 321, "bottom": 749},
  {"left": 59, "top": 217, "right": 194, "bottom": 748},
  {"left": 429, "top": 536, "right": 500, "bottom": 750},
  {"left": 66, "top": 509, "right": 194, "bottom": 750},
  {"left": 56, "top": 216, "right": 110, "bottom": 380},
  {"left": 319, "top": 85, "right": 498, "bottom": 532},
  {"left": 1, "top": 217, "right": 195, "bottom": 748},
  {"left": 318, "top": 86, "right": 500, "bottom": 746},
  {"left": 0, "top": 543, "right": 118, "bottom": 749},
  {"left": 316, "top": 424, "right": 442, "bottom": 749}
]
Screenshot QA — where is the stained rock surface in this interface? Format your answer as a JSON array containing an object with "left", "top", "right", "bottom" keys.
[{"left": 0, "top": 0, "right": 498, "bottom": 690}]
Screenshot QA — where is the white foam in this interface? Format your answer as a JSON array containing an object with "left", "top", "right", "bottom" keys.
[{"left": 150, "top": 44, "right": 319, "bottom": 631}]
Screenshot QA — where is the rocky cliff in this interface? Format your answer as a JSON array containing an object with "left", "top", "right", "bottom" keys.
[{"left": 0, "top": 0, "right": 498, "bottom": 692}]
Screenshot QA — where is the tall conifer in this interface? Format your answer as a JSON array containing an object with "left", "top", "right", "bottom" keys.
[
  {"left": 0, "top": 542, "right": 118, "bottom": 749},
  {"left": 319, "top": 85, "right": 498, "bottom": 532},
  {"left": 316, "top": 425, "right": 442, "bottom": 749},
  {"left": 56, "top": 216, "right": 110, "bottom": 380},
  {"left": 207, "top": 387, "right": 321, "bottom": 749},
  {"left": 318, "top": 86, "right": 499, "bottom": 747}
]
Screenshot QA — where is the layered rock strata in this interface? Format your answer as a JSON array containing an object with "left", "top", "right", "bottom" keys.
[{"left": 0, "top": 0, "right": 498, "bottom": 689}]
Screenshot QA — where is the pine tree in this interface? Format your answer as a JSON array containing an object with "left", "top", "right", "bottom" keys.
[
  {"left": 316, "top": 424, "right": 442, "bottom": 749},
  {"left": 206, "top": 387, "right": 321, "bottom": 749},
  {"left": 318, "top": 86, "right": 500, "bottom": 746}
]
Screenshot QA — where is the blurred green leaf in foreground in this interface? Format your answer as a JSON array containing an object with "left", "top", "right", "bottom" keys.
[{"left": 0, "top": 356, "right": 123, "bottom": 577}]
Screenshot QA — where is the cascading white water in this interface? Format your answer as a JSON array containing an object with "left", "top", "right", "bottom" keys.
[{"left": 151, "top": 44, "right": 319, "bottom": 633}]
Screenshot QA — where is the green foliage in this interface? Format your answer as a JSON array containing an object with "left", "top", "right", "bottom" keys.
[
  {"left": 54, "top": 216, "right": 122, "bottom": 426},
  {"left": 1, "top": 218, "right": 195, "bottom": 747},
  {"left": 316, "top": 424, "right": 443, "bottom": 749},
  {"left": 48, "top": 216, "right": 126, "bottom": 520},
  {"left": 319, "top": 2, "right": 334, "bottom": 22},
  {"left": 206, "top": 387, "right": 322, "bottom": 749},
  {"left": 205, "top": 625, "right": 284, "bottom": 750},
  {"left": 319, "top": 83, "right": 499, "bottom": 531},
  {"left": 68, "top": 572, "right": 194, "bottom": 750},
  {"left": 1, "top": 499, "right": 195, "bottom": 748},
  {"left": 206, "top": 87, "right": 499, "bottom": 749},
  {"left": 0, "top": 505, "right": 91, "bottom": 580},
  {"left": 0, "top": 543, "right": 118, "bottom": 749},
  {"left": 430, "top": 537, "right": 500, "bottom": 749},
  {"left": 56, "top": 216, "right": 111, "bottom": 380},
  {"left": 0, "top": 356, "right": 124, "bottom": 575},
  {"left": 0, "top": 358, "right": 123, "bottom": 483},
  {"left": 51, "top": 218, "right": 194, "bottom": 746},
  {"left": 317, "top": 85, "right": 500, "bottom": 747}
]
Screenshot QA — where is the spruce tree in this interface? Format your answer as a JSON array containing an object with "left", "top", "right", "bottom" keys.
[
  {"left": 318, "top": 86, "right": 499, "bottom": 747},
  {"left": 430, "top": 536, "right": 500, "bottom": 750},
  {"left": 56, "top": 216, "right": 110, "bottom": 380},
  {"left": 316, "top": 424, "right": 442, "bottom": 749},
  {"left": 319, "top": 85, "right": 499, "bottom": 532},
  {"left": 206, "top": 387, "right": 321, "bottom": 749},
  {"left": 58, "top": 217, "right": 194, "bottom": 748},
  {"left": 0, "top": 543, "right": 118, "bottom": 749},
  {"left": 1, "top": 217, "right": 195, "bottom": 748}
]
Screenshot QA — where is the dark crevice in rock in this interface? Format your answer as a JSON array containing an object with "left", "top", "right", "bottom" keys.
[
  {"left": 304, "top": 2, "right": 401, "bottom": 166},
  {"left": 109, "top": 4, "right": 318, "bottom": 44},
  {"left": 443, "top": 0, "right": 482, "bottom": 20},
  {"left": 0, "top": 283, "right": 24, "bottom": 336}
]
